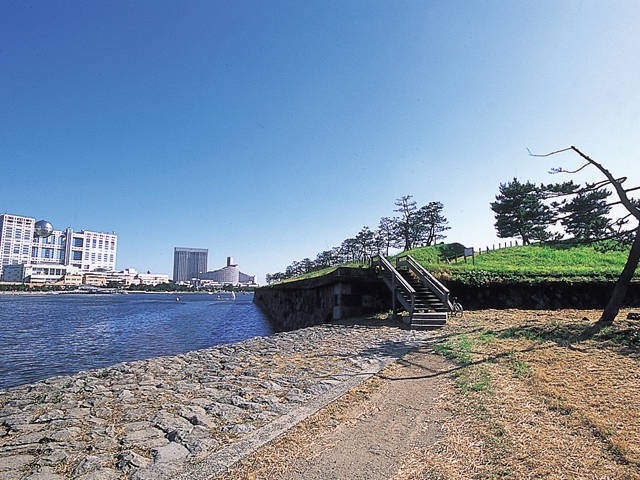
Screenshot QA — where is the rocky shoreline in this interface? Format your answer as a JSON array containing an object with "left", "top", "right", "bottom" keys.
[{"left": 0, "top": 319, "right": 433, "bottom": 480}]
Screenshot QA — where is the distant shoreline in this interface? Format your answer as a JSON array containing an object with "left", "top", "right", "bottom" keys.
[{"left": 0, "top": 290, "right": 250, "bottom": 296}]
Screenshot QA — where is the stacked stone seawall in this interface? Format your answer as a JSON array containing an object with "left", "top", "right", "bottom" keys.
[
  {"left": 447, "top": 280, "right": 640, "bottom": 310},
  {"left": 255, "top": 268, "right": 640, "bottom": 326},
  {"left": 253, "top": 267, "right": 391, "bottom": 331}
]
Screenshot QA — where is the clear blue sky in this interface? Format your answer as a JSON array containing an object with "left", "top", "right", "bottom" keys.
[{"left": 2, "top": 1, "right": 639, "bottom": 283}]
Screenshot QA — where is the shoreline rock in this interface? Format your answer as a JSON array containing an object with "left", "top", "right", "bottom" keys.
[{"left": 0, "top": 319, "right": 433, "bottom": 479}]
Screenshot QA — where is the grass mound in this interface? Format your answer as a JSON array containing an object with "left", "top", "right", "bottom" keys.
[{"left": 397, "top": 241, "right": 636, "bottom": 285}]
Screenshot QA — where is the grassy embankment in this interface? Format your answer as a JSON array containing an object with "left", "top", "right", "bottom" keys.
[
  {"left": 400, "top": 241, "right": 638, "bottom": 284},
  {"left": 281, "top": 241, "right": 637, "bottom": 285}
]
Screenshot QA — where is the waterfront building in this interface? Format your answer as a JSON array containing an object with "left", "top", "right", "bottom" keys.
[
  {"left": 1, "top": 264, "right": 33, "bottom": 283},
  {"left": 106, "top": 268, "right": 169, "bottom": 287},
  {"left": 0, "top": 214, "right": 35, "bottom": 276},
  {"left": 199, "top": 257, "right": 257, "bottom": 286},
  {"left": 2, "top": 263, "right": 82, "bottom": 284},
  {"left": 72, "top": 229, "right": 117, "bottom": 271},
  {"left": 173, "top": 247, "right": 208, "bottom": 283},
  {"left": 0, "top": 212, "right": 117, "bottom": 281},
  {"left": 30, "top": 227, "right": 117, "bottom": 271},
  {"left": 62, "top": 272, "right": 83, "bottom": 286},
  {"left": 136, "top": 272, "right": 170, "bottom": 286},
  {"left": 83, "top": 271, "right": 107, "bottom": 287}
]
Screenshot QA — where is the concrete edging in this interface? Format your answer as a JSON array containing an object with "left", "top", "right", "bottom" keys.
[{"left": 175, "top": 356, "right": 400, "bottom": 479}]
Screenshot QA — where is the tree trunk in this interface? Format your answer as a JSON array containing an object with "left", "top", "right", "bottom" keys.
[{"left": 599, "top": 228, "right": 640, "bottom": 325}]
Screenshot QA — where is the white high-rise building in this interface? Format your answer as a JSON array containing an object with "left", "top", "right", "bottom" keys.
[
  {"left": 0, "top": 214, "right": 35, "bottom": 274},
  {"left": 72, "top": 229, "right": 118, "bottom": 271},
  {"left": 0, "top": 213, "right": 117, "bottom": 280}
]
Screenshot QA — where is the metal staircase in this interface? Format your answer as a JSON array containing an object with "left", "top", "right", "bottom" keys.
[{"left": 372, "top": 254, "right": 454, "bottom": 328}]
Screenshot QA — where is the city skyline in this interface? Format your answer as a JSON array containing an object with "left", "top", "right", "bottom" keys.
[
  {"left": 0, "top": 209, "right": 257, "bottom": 282},
  {"left": 0, "top": 212, "right": 118, "bottom": 283},
  {"left": 2, "top": 2, "right": 639, "bottom": 284}
]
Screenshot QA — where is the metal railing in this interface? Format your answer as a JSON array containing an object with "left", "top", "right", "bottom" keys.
[
  {"left": 371, "top": 254, "right": 415, "bottom": 315},
  {"left": 396, "top": 254, "right": 453, "bottom": 311}
]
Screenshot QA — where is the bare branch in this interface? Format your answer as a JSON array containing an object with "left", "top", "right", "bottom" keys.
[
  {"left": 549, "top": 163, "right": 591, "bottom": 175},
  {"left": 531, "top": 146, "right": 640, "bottom": 221},
  {"left": 613, "top": 212, "right": 633, "bottom": 224},
  {"left": 528, "top": 146, "right": 573, "bottom": 157},
  {"left": 570, "top": 146, "right": 640, "bottom": 221}
]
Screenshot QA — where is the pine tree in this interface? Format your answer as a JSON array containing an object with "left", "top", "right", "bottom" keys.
[
  {"left": 491, "top": 178, "right": 555, "bottom": 245},
  {"left": 558, "top": 188, "right": 612, "bottom": 240},
  {"left": 393, "top": 195, "right": 419, "bottom": 251}
]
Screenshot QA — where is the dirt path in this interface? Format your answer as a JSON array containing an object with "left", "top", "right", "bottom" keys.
[{"left": 219, "top": 346, "right": 451, "bottom": 480}]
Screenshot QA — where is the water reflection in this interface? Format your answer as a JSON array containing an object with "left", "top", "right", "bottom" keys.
[{"left": 0, "top": 293, "right": 274, "bottom": 388}]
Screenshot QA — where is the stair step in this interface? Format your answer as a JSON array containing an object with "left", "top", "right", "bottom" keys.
[
  {"left": 412, "top": 312, "right": 447, "bottom": 319},
  {"left": 410, "top": 312, "right": 447, "bottom": 329},
  {"left": 376, "top": 259, "right": 453, "bottom": 325}
]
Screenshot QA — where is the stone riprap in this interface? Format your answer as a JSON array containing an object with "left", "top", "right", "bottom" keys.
[{"left": 0, "top": 320, "right": 432, "bottom": 480}]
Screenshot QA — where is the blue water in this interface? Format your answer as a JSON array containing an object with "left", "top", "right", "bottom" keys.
[{"left": 0, "top": 292, "right": 274, "bottom": 389}]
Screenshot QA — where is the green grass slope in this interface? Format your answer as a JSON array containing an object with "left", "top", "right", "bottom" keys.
[{"left": 395, "top": 242, "right": 637, "bottom": 285}]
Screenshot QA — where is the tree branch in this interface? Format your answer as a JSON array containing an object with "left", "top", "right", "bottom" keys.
[
  {"left": 529, "top": 146, "right": 640, "bottom": 221},
  {"left": 527, "top": 146, "right": 573, "bottom": 157},
  {"left": 549, "top": 163, "right": 591, "bottom": 175},
  {"left": 570, "top": 146, "right": 640, "bottom": 221}
]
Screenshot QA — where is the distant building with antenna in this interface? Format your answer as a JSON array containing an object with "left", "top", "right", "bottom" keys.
[
  {"left": 199, "top": 257, "right": 256, "bottom": 286},
  {"left": 0, "top": 212, "right": 117, "bottom": 282}
]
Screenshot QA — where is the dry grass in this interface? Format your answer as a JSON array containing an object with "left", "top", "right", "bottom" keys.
[
  {"left": 214, "top": 309, "right": 640, "bottom": 479},
  {"left": 216, "top": 376, "right": 383, "bottom": 480},
  {"left": 395, "top": 309, "right": 640, "bottom": 480}
]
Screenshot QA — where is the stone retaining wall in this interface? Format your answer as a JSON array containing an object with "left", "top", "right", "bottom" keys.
[
  {"left": 254, "top": 267, "right": 390, "bottom": 331},
  {"left": 448, "top": 280, "right": 640, "bottom": 310},
  {"left": 256, "top": 269, "right": 640, "bottom": 324}
]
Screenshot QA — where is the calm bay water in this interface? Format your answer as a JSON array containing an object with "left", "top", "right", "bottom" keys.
[{"left": 0, "top": 292, "right": 275, "bottom": 389}]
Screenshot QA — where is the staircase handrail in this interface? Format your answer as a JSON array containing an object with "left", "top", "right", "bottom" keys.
[
  {"left": 371, "top": 254, "right": 415, "bottom": 313},
  {"left": 398, "top": 254, "right": 453, "bottom": 311}
]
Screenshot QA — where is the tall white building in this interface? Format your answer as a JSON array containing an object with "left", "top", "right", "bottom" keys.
[
  {"left": 0, "top": 213, "right": 117, "bottom": 280},
  {"left": 0, "top": 214, "right": 35, "bottom": 273},
  {"left": 71, "top": 229, "right": 118, "bottom": 271}
]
